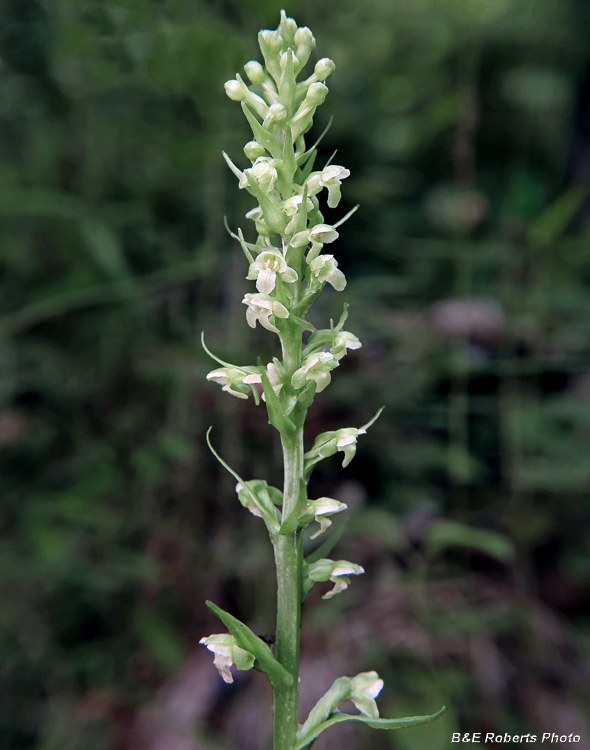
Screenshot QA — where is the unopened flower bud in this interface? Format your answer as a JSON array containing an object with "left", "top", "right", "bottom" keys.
[
  {"left": 279, "top": 10, "right": 297, "bottom": 45},
  {"left": 244, "top": 141, "right": 267, "bottom": 160},
  {"left": 305, "top": 82, "right": 328, "bottom": 107},
  {"left": 294, "top": 26, "right": 314, "bottom": 47},
  {"left": 259, "top": 29, "right": 283, "bottom": 55},
  {"left": 314, "top": 58, "right": 335, "bottom": 81},
  {"left": 263, "top": 102, "right": 287, "bottom": 128},
  {"left": 294, "top": 26, "right": 315, "bottom": 58},
  {"left": 244, "top": 60, "right": 266, "bottom": 83},
  {"left": 225, "top": 78, "right": 248, "bottom": 101}
]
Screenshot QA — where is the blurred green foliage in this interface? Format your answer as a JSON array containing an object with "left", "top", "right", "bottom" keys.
[{"left": 1, "top": 0, "right": 590, "bottom": 747}]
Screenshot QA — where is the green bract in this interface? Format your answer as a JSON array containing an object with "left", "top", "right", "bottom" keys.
[{"left": 201, "top": 11, "right": 446, "bottom": 748}]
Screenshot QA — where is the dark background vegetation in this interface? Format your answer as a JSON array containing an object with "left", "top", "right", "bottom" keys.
[{"left": 2, "top": 0, "right": 590, "bottom": 748}]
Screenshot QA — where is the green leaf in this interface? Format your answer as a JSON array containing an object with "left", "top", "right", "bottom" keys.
[
  {"left": 294, "top": 706, "right": 447, "bottom": 749},
  {"left": 425, "top": 520, "right": 515, "bottom": 563},
  {"left": 289, "top": 311, "right": 315, "bottom": 332},
  {"left": 206, "top": 601, "right": 292, "bottom": 689},
  {"left": 260, "top": 365, "right": 296, "bottom": 437},
  {"left": 527, "top": 186, "right": 588, "bottom": 248},
  {"left": 241, "top": 103, "right": 282, "bottom": 159},
  {"left": 200, "top": 332, "right": 236, "bottom": 369}
]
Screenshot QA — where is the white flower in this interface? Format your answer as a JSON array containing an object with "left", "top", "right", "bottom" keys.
[
  {"left": 308, "top": 254, "right": 346, "bottom": 291},
  {"left": 320, "top": 165, "right": 351, "bottom": 208},
  {"left": 334, "top": 428, "right": 366, "bottom": 467},
  {"left": 305, "top": 558, "right": 364, "bottom": 599},
  {"left": 309, "top": 224, "right": 339, "bottom": 244},
  {"left": 291, "top": 351, "right": 338, "bottom": 393},
  {"left": 306, "top": 497, "right": 347, "bottom": 539},
  {"left": 304, "top": 410, "right": 383, "bottom": 471},
  {"left": 331, "top": 331, "right": 362, "bottom": 360},
  {"left": 327, "top": 562, "right": 364, "bottom": 597},
  {"left": 350, "top": 671, "right": 384, "bottom": 718},
  {"left": 284, "top": 195, "right": 314, "bottom": 234},
  {"left": 304, "top": 426, "right": 366, "bottom": 467},
  {"left": 247, "top": 251, "right": 298, "bottom": 294},
  {"left": 302, "top": 328, "right": 362, "bottom": 362},
  {"left": 305, "top": 165, "right": 350, "bottom": 208},
  {"left": 291, "top": 224, "right": 338, "bottom": 250},
  {"left": 244, "top": 359, "right": 284, "bottom": 402},
  {"left": 242, "top": 293, "right": 289, "bottom": 333},
  {"left": 207, "top": 366, "right": 262, "bottom": 400},
  {"left": 246, "top": 157, "right": 279, "bottom": 194},
  {"left": 199, "top": 634, "right": 255, "bottom": 684},
  {"left": 284, "top": 194, "right": 312, "bottom": 217}
]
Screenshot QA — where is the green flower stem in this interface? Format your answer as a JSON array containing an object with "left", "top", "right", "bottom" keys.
[
  {"left": 273, "top": 516, "right": 303, "bottom": 747},
  {"left": 201, "top": 13, "right": 447, "bottom": 746},
  {"left": 274, "top": 322, "right": 304, "bottom": 748}
]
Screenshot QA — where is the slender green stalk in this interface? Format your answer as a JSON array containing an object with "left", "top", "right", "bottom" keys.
[
  {"left": 200, "top": 13, "right": 446, "bottom": 748},
  {"left": 274, "top": 328, "right": 304, "bottom": 746}
]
